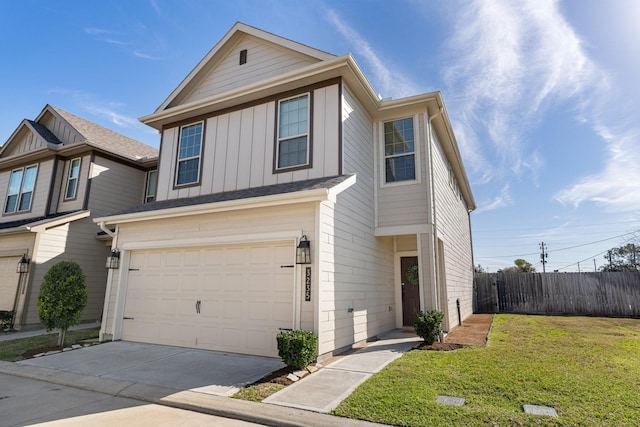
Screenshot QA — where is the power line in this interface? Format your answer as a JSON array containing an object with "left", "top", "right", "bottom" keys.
[{"left": 475, "top": 230, "right": 638, "bottom": 259}]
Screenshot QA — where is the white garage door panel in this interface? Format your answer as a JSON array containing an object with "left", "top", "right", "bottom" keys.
[
  {"left": 0, "top": 257, "right": 21, "bottom": 311},
  {"left": 122, "top": 242, "right": 295, "bottom": 357}
]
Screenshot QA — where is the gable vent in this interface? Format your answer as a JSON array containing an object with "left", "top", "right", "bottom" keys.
[{"left": 239, "top": 49, "right": 247, "bottom": 65}]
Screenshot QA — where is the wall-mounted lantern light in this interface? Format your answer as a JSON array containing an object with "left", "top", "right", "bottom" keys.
[
  {"left": 16, "top": 255, "right": 30, "bottom": 274},
  {"left": 106, "top": 249, "right": 120, "bottom": 269},
  {"left": 296, "top": 235, "right": 311, "bottom": 264}
]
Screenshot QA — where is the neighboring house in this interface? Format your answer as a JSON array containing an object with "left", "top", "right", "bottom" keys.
[
  {"left": 95, "top": 23, "right": 475, "bottom": 359},
  {"left": 0, "top": 104, "right": 158, "bottom": 330}
]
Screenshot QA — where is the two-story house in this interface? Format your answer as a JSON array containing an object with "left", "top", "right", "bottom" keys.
[
  {"left": 95, "top": 23, "right": 475, "bottom": 360},
  {"left": 0, "top": 104, "right": 158, "bottom": 330}
]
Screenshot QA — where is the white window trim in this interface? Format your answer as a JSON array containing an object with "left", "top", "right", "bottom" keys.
[
  {"left": 4, "top": 164, "right": 38, "bottom": 214},
  {"left": 275, "top": 92, "right": 311, "bottom": 171},
  {"left": 379, "top": 114, "right": 421, "bottom": 188},
  {"left": 64, "top": 158, "right": 81, "bottom": 200},
  {"left": 175, "top": 121, "right": 204, "bottom": 187}
]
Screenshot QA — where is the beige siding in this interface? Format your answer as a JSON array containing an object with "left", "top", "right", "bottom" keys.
[
  {"left": 0, "top": 159, "right": 54, "bottom": 221},
  {"left": 430, "top": 127, "right": 473, "bottom": 329},
  {"left": 102, "top": 203, "right": 317, "bottom": 339},
  {"left": 20, "top": 217, "right": 109, "bottom": 327},
  {"left": 181, "top": 35, "right": 319, "bottom": 106},
  {"left": 86, "top": 155, "right": 148, "bottom": 217},
  {"left": 377, "top": 113, "right": 429, "bottom": 228},
  {"left": 40, "top": 112, "right": 83, "bottom": 145},
  {"left": 315, "top": 86, "right": 395, "bottom": 356},
  {"left": 56, "top": 154, "right": 91, "bottom": 213},
  {"left": 157, "top": 84, "right": 340, "bottom": 201},
  {"left": 3, "top": 128, "right": 49, "bottom": 157}
]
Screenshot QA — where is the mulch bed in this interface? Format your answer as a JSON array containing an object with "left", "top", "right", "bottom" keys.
[
  {"left": 21, "top": 346, "right": 65, "bottom": 359},
  {"left": 414, "top": 342, "right": 465, "bottom": 351}
]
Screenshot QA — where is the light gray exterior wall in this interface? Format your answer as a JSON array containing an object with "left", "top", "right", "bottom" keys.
[
  {"left": 157, "top": 84, "right": 341, "bottom": 201},
  {"left": 315, "top": 85, "right": 395, "bottom": 356},
  {"left": 181, "top": 34, "right": 319, "bottom": 105},
  {"left": 429, "top": 127, "right": 474, "bottom": 329}
]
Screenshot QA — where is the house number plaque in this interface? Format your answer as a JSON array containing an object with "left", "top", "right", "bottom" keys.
[{"left": 305, "top": 267, "right": 311, "bottom": 301}]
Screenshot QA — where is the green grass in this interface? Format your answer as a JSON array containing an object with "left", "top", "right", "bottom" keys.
[
  {"left": 0, "top": 328, "right": 100, "bottom": 362},
  {"left": 333, "top": 314, "right": 640, "bottom": 426},
  {"left": 232, "top": 382, "right": 285, "bottom": 401}
]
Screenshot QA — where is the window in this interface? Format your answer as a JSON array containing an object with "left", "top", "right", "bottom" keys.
[
  {"left": 384, "top": 117, "right": 415, "bottom": 183},
  {"left": 175, "top": 122, "right": 203, "bottom": 186},
  {"left": 4, "top": 165, "right": 38, "bottom": 214},
  {"left": 65, "top": 158, "right": 81, "bottom": 199},
  {"left": 145, "top": 170, "right": 157, "bottom": 203},
  {"left": 276, "top": 94, "right": 310, "bottom": 170}
]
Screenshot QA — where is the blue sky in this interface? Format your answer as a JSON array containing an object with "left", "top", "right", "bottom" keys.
[{"left": 1, "top": 0, "right": 638, "bottom": 272}]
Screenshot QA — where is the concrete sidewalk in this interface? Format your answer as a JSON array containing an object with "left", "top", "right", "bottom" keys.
[
  {"left": 263, "top": 330, "right": 421, "bottom": 413},
  {"left": 0, "top": 334, "right": 416, "bottom": 427}
]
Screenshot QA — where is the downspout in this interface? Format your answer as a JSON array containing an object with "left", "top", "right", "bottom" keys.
[
  {"left": 428, "top": 105, "right": 444, "bottom": 312},
  {"left": 98, "top": 221, "right": 116, "bottom": 341}
]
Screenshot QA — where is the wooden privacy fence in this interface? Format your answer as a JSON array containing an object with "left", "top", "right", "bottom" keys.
[{"left": 474, "top": 272, "right": 640, "bottom": 317}]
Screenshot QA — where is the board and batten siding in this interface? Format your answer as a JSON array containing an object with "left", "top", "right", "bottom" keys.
[
  {"left": 101, "top": 203, "right": 317, "bottom": 338},
  {"left": 86, "top": 155, "right": 148, "bottom": 217},
  {"left": 179, "top": 35, "right": 320, "bottom": 106},
  {"left": 315, "top": 86, "right": 395, "bottom": 356},
  {"left": 156, "top": 84, "right": 341, "bottom": 201},
  {"left": 39, "top": 112, "right": 83, "bottom": 145},
  {"left": 0, "top": 159, "right": 55, "bottom": 221},
  {"left": 429, "top": 127, "right": 473, "bottom": 329},
  {"left": 21, "top": 217, "right": 109, "bottom": 326},
  {"left": 376, "top": 113, "right": 429, "bottom": 228},
  {"left": 3, "top": 128, "right": 50, "bottom": 157}
]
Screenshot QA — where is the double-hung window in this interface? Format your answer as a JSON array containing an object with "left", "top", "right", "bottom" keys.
[
  {"left": 276, "top": 93, "right": 310, "bottom": 170},
  {"left": 65, "top": 158, "right": 81, "bottom": 199},
  {"left": 384, "top": 117, "right": 416, "bottom": 183},
  {"left": 175, "top": 122, "right": 203, "bottom": 186},
  {"left": 4, "top": 165, "right": 38, "bottom": 214}
]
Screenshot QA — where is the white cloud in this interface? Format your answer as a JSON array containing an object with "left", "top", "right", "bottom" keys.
[
  {"left": 441, "top": 0, "right": 603, "bottom": 182},
  {"left": 475, "top": 184, "right": 513, "bottom": 213},
  {"left": 554, "top": 124, "right": 640, "bottom": 212},
  {"left": 326, "top": 10, "right": 418, "bottom": 99}
]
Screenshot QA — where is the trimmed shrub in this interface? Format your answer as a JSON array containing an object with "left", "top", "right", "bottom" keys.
[
  {"left": 38, "top": 261, "right": 87, "bottom": 346},
  {"left": 0, "top": 310, "right": 13, "bottom": 330},
  {"left": 414, "top": 310, "right": 444, "bottom": 345},
  {"left": 276, "top": 329, "right": 318, "bottom": 369}
]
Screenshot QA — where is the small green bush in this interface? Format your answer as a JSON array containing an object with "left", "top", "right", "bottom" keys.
[
  {"left": 38, "top": 261, "right": 87, "bottom": 346},
  {"left": 276, "top": 329, "right": 318, "bottom": 368},
  {"left": 0, "top": 310, "right": 14, "bottom": 330},
  {"left": 414, "top": 310, "right": 444, "bottom": 345}
]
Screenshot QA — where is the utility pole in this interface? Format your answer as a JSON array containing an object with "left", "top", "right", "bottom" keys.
[
  {"left": 577, "top": 261, "right": 581, "bottom": 273},
  {"left": 539, "top": 242, "right": 548, "bottom": 273},
  {"left": 608, "top": 250, "right": 613, "bottom": 271},
  {"left": 593, "top": 258, "right": 597, "bottom": 272}
]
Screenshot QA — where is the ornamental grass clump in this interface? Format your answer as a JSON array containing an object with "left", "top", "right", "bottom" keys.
[
  {"left": 276, "top": 329, "right": 318, "bottom": 369},
  {"left": 414, "top": 310, "right": 444, "bottom": 345}
]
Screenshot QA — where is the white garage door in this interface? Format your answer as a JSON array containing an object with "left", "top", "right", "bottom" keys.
[
  {"left": 0, "top": 257, "right": 21, "bottom": 311},
  {"left": 121, "top": 242, "right": 295, "bottom": 357}
]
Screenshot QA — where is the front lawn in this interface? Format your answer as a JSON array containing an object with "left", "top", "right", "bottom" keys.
[
  {"left": 0, "top": 328, "right": 100, "bottom": 362},
  {"left": 333, "top": 314, "right": 640, "bottom": 426}
]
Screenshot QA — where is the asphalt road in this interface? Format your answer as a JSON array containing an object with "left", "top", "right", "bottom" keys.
[{"left": 0, "top": 373, "right": 264, "bottom": 427}]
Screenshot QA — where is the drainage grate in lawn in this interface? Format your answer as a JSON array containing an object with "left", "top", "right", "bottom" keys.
[
  {"left": 435, "top": 395, "right": 465, "bottom": 406},
  {"left": 523, "top": 404, "right": 558, "bottom": 417}
]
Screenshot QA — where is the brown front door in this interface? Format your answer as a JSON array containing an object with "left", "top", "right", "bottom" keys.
[{"left": 401, "top": 256, "right": 420, "bottom": 326}]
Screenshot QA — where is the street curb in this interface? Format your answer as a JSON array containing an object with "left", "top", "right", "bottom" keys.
[{"left": 0, "top": 361, "right": 383, "bottom": 427}]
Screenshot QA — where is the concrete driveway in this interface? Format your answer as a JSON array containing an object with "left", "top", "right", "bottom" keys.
[{"left": 17, "top": 341, "right": 284, "bottom": 397}]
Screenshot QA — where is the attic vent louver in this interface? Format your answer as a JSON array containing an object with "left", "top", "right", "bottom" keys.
[{"left": 239, "top": 49, "right": 247, "bottom": 65}]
